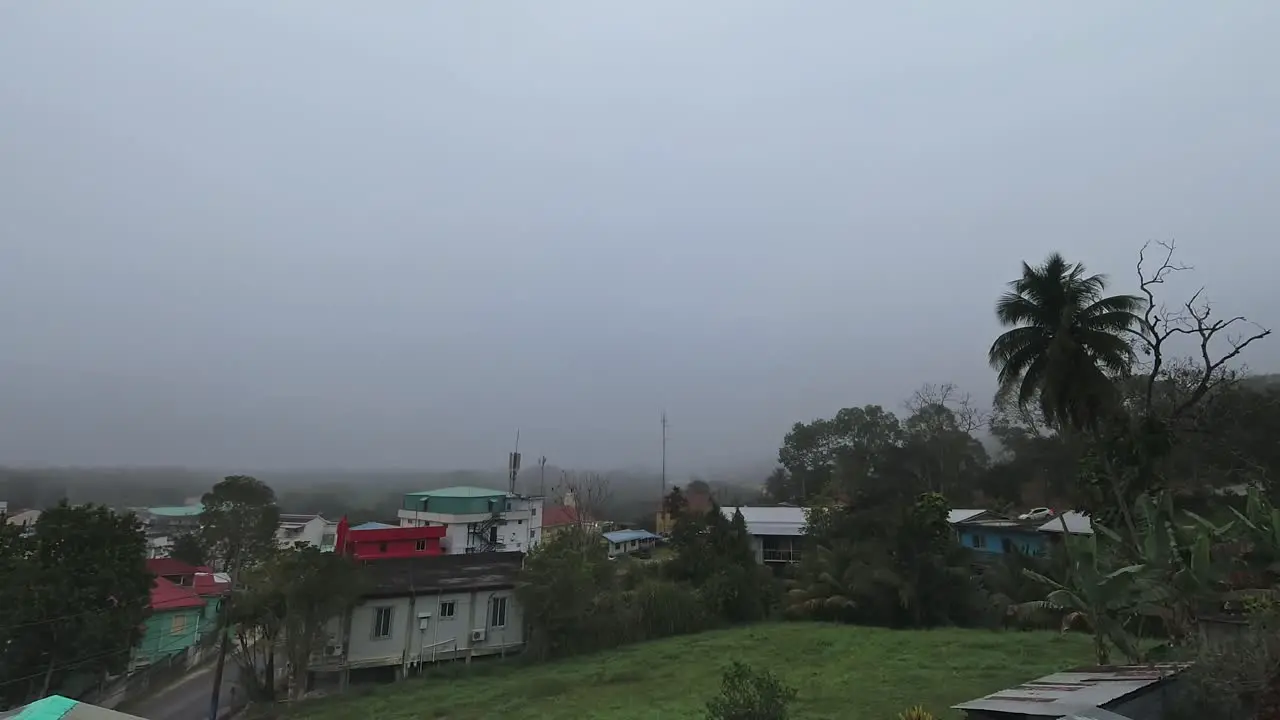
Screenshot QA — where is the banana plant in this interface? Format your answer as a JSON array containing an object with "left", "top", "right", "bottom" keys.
[
  {"left": 1019, "top": 529, "right": 1144, "bottom": 665},
  {"left": 1227, "top": 486, "right": 1280, "bottom": 588},
  {"left": 1126, "top": 492, "right": 1234, "bottom": 643}
]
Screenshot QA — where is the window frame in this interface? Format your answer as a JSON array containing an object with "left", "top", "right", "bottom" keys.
[
  {"left": 490, "top": 597, "right": 508, "bottom": 628},
  {"left": 371, "top": 606, "right": 394, "bottom": 640},
  {"left": 439, "top": 600, "right": 456, "bottom": 619}
]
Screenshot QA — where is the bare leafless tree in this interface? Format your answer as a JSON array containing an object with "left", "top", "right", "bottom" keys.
[
  {"left": 551, "top": 471, "right": 613, "bottom": 526},
  {"left": 905, "top": 382, "right": 990, "bottom": 433},
  {"left": 1130, "top": 240, "right": 1272, "bottom": 421}
]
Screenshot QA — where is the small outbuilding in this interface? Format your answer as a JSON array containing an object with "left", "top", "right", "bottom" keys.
[{"left": 952, "top": 664, "right": 1188, "bottom": 720}]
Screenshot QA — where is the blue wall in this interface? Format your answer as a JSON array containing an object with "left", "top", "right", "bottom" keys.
[{"left": 957, "top": 527, "right": 1046, "bottom": 556}]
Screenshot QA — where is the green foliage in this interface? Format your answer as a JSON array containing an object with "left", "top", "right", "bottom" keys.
[
  {"left": 989, "top": 252, "right": 1143, "bottom": 432},
  {"left": 788, "top": 494, "right": 975, "bottom": 628},
  {"left": 667, "top": 504, "right": 774, "bottom": 623},
  {"left": 704, "top": 661, "right": 797, "bottom": 720},
  {"left": 229, "top": 545, "right": 366, "bottom": 701},
  {"left": 168, "top": 532, "right": 207, "bottom": 567},
  {"left": 200, "top": 475, "right": 281, "bottom": 571},
  {"left": 274, "top": 547, "right": 366, "bottom": 699},
  {"left": 517, "top": 524, "right": 715, "bottom": 662},
  {"left": 0, "top": 502, "right": 152, "bottom": 707}
]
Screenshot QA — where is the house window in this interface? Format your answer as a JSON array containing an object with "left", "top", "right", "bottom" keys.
[
  {"left": 415, "top": 539, "right": 427, "bottom": 551},
  {"left": 171, "top": 614, "right": 187, "bottom": 634},
  {"left": 970, "top": 534, "right": 986, "bottom": 549},
  {"left": 372, "top": 607, "right": 394, "bottom": 639},
  {"left": 490, "top": 597, "right": 508, "bottom": 628},
  {"left": 1001, "top": 538, "right": 1014, "bottom": 554},
  {"left": 439, "top": 601, "right": 455, "bottom": 619},
  {"left": 531, "top": 507, "right": 537, "bottom": 516}
]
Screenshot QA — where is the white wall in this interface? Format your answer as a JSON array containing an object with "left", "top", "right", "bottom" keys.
[
  {"left": 317, "top": 588, "right": 524, "bottom": 671},
  {"left": 398, "top": 496, "right": 544, "bottom": 555},
  {"left": 277, "top": 516, "right": 338, "bottom": 551}
]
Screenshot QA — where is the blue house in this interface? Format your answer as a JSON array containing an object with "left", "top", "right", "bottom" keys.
[{"left": 951, "top": 512, "right": 1048, "bottom": 556}]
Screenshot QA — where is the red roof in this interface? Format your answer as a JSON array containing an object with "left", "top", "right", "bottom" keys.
[
  {"left": 543, "top": 505, "right": 590, "bottom": 528},
  {"left": 150, "top": 576, "right": 206, "bottom": 612},
  {"left": 192, "top": 572, "right": 230, "bottom": 597},
  {"left": 147, "top": 558, "right": 199, "bottom": 577}
]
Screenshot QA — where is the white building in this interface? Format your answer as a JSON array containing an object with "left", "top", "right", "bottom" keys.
[
  {"left": 277, "top": 513, "right": 338, "bottom": 552},
  {"left": 139, "top": 505, "right": 203, "bottom": 559},
  {"left": 720, "top": 506, "right": 807, "bottom": 565},
  {"left": 308, "top": 552, "right": 524, "bottom": 685},
  {"left": 396, "top": 486, "right": 543, "bottom": 555}
]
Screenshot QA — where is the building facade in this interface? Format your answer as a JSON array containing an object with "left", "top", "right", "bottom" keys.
[
  {"left": 133, "top": 577, "right": 205, "bottom": 668},
  {"left": 308, "top": 553, "right": 525, "bottom": 685},
  {"left": 335, "top": 520, "right": 446, "bottom": 560},
  {"left": 277, "top": 513, "right": 338, "bottom": 552},
  {"left": 602, "top": 529, "right": 659, "bottom": 557},
  {"left": 396, "top": 486, "right": 543, "bottom": 554},
  {"left": 720, "top": 506, "right": 806, "bottom": 565},
  {"left": 141, "top": 505, "right": 203, "bottom": 559}
]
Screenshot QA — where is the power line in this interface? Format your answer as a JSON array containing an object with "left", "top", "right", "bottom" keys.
[
  {"left": 0, "top": 629, "right": 200, "bottom": 692},
  {"left": 1, "top": 596, "right": 211, "bottom": 634}
]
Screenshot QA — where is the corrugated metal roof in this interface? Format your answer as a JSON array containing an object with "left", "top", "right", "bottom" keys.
[
  {"left": 952, "top": 664, "right": 1188, "bottom": 716},
  {"left": 948, "top": 509, "right": 988, "bottom": 524},
  {"left": 720, "top": 506, "right": 807, "bottom": 537},
  {"left": 1039, "top": 511, "right": 1093, "bottom": 535},
  {"left": 602, "top": 529, "right": 660, "bottom": 544}
]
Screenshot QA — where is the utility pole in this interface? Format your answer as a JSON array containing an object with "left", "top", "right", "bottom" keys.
[{"left": 208, "top": 554, "right": 241, "bottom": 720}]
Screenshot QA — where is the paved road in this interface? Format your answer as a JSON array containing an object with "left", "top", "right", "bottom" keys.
[{"left": 124, "top": 661, "right": 244, "bottom": 720}]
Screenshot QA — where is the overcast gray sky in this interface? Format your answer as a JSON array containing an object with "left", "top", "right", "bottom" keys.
[{"left": 1, "top": 2, "right": 1277, "bottom": 474}]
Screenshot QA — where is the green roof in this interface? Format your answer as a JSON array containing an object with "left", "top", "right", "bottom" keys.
[
  {"left": 147, "top": 505, "right": 204, "bottom": 517},
  {"left": 403, "top": 486, "right": 507, "bottom": 498}
]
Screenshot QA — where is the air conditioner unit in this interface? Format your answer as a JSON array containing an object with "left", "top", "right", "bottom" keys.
[
  {"left": 324, "top": 644, "right": 343, "bottom": 656},
  {"left": 469, "top": 629, "right": 487, "bottom": 643}
]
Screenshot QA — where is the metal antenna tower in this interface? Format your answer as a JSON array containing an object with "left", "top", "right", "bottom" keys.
[{"left": 661, "top": 411, "right": 668, "bottom": 502}]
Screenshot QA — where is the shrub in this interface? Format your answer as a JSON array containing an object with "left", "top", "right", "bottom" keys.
[
  {"left": 705, "top": 661, "right": 798, "bottom": 720},
  {"left": 897, "top": 705, "right": 936, "bottom": 720}
]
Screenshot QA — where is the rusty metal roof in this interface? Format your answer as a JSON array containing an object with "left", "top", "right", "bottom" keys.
[{"left": 952, "top": 664, "right": 1189, "bottom": 717}]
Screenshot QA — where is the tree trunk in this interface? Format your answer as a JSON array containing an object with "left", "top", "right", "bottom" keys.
[
  {"left": 263, "top": 642, "right": 276, "bottom": 702},
  {"left": 38, "top": 655, "right": 56, "bottom": 699}
]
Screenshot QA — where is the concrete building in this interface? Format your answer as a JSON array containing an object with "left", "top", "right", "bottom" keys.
[
  {"left": 953, "top": 664, "right": 1188, "bottom": 720},
  {"left": 308, "top": 552, "right": 524, "bottom": 686},
  {"left": 720, "top": 506, "right": 806, "bottom": 565},
  {"left": 140, "top": 505, "right": 203, "bottom": 559},
  {"left": 277, "top": 513, "right": 338, "bottom": 552},
  {"left": 334, "top": 519, "right": 446, "bottom": 560},
  {"left": 396, "top": 486, "right": 543, "bottom": 555}
]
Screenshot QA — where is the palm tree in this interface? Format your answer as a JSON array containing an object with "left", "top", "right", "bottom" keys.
[{"left": 989, "top": 253, "right": 1144, "bottom": 431}]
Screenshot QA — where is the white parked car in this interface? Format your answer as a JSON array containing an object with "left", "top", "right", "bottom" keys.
[{"left": 1018, "top": 507, "right": 1054, "bottom": 521}]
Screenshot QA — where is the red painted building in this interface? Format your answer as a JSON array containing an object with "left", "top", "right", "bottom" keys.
[{"left": 334, "top": 517, "right": 446, "bottom": 560}]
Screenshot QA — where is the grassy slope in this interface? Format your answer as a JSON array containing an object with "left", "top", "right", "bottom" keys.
[{"left": 284, "top": 623, "right": 1093, "bottom": 720}]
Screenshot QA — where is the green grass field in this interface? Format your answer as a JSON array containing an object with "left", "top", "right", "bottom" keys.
[{"left": 283, "top": 623, "right": 1093, "bottom": 720}]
